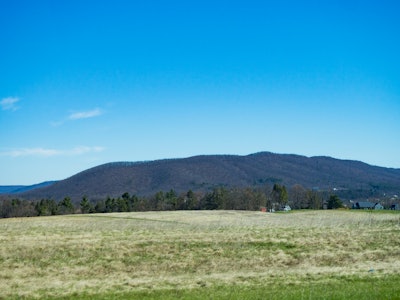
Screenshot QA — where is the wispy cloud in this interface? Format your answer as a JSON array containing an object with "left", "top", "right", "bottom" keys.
[
  {"left": 51, "top": 108, "right": 104, "bottom": 126},
  {"left": 1, "top": 146, "right": 104, "bottom": 158},
  {"left": 68, "top": 108, "right": 103, "bottom": 120},
  {"left": 66, "top": 146, "right": 105, "bottom": 156},
  {"left": 0, "top": 97, "right": 20, "bottom": 111}
]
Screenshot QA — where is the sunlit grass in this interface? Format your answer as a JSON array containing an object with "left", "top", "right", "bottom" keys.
[{"left": 0, "top": 210, "right": 399, "bottom": 299}]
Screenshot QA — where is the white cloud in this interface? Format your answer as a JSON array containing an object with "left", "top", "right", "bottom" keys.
[
  {"left": 50, "top": 108, "right": 104, "bottom": 126},
  {"left": 6, "top": 148, "right": 60, "bottom": 157},
  {"left": 1, "top": 146, "right": 104, "bottom": 157},
  {"left": 67, "top": 146, "right": 105, "bottom": 155},
  {"left": 0, "top": 97, "right": 20, "bottom": 111},
  {"left": 68, "top": 108, "right": 103, "bottom": 120}
]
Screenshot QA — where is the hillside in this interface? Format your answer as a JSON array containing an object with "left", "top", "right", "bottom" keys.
[
  {"left": 0, "top": 181, "right": 56, "bottom": 194},
  {"left": 17, "top": 152, "right": 400, "bottom": 202}
]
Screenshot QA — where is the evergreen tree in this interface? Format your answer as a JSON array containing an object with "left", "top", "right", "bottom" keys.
[
  {"left": 116, "top": 197, "right": 128, "bottom": 212},
  {"left": 59, "top": 197, "right": 74, "bottom": 214},
  {"left": 165, "top": 189, "right": 178, "bottom": 210},
  {"left": 184, "top": 190, "right": 197, "bottom": 210},
  {"left": 271, "top": 184, "right": 288, "bottom": 208},
  {"left": 121, "top": 192, "right": 131, "bottom": 211},
  {"left": 203, "top": 187, "right": 227, "bottom": 210},
  {"left": 327, "top": 194, "right": 343, "bottom": 209},
  {"left": 152, "top": 191, "right": 165, "bottom": 210},
  {"left": 105, "top": 196, "right": 113, "bottom": 212},
  {"left": 94, "top": 199, "right": 106, "bottom": 213},
  {"left": 80, "top": 196, "right": 92, "bottom": 214},
  {"left": 35, "top": 199, "right": 58, "bottom": 216},
  {"left": 128, "top": 194, "right": 139, "bottom": 211}
]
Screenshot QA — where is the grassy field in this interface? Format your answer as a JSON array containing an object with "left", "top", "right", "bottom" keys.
[{"left": 1, "top": 210, "right": 400, "bottom": 299}]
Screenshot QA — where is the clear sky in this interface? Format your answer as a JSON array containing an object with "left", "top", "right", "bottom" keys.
[{"left": 1, "top": 0, "right": 399, "bottom": 185}]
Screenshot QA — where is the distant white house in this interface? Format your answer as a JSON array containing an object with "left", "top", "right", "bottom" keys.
[
  {"left": 281, "top": 205, "right": 291, "bottom": 212},
  {"left": 352, "top": 202, "right": 384, "bottom": 210}
]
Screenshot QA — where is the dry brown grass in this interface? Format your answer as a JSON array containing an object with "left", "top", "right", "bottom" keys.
[{"left": 0, "top": 210, "right": 399, "bottom": 299}]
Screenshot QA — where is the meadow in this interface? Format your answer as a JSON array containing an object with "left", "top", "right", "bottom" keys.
[{"left": 0, "top": 210, "right": 399, "bottom": 299}]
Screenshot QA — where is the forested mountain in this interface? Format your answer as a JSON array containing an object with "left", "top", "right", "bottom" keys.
[
  {"left": 16, "top": 152, "right": 400, "bottom": 203},
  {"left": 0, "top": 181, "right": 56, "bottom": 194}
]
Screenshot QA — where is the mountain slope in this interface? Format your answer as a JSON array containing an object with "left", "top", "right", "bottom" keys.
[
  {"left": 0, "top": 181, "right": 57, "bottom": 194},
  {"left": 19, "top": 152, "right": 400, "bottom": 202}
]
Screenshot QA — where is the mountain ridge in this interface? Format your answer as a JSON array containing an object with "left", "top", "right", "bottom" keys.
[
  {"left": 13, "top": 151, "right": 400, "bottom": 202},
  {"left": 0, "top": 181, "right": 57, "bottom": 194}
]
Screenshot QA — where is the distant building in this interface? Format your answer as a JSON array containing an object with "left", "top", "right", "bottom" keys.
[
  {"left": 352, "top": 202, "right": 384, "bottom": 210},
  {"left": 391, "top": 204, "right": 400, "bottom": 210}
]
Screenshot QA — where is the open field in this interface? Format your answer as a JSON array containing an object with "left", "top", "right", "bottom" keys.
[{"left": 1, "top": 210, "right": 400, "bottom": 299}]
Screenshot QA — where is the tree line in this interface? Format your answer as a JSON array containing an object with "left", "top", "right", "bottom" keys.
[{"left": 0, "top": 183, "right": 343, "bottom": 218}]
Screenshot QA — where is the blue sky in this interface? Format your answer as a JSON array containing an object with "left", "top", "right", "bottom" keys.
[{"left": 1, "top": 0, "right": 399, "bottom": 185}]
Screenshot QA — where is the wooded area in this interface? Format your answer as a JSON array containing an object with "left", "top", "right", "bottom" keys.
[{"left": 0, "top": 183, "right": 345, "bottom": 218}]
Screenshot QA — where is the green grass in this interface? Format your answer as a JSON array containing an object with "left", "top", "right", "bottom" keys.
[
  {"left": 39, "top": 274, "right": 400, "bottom": 300},
  {"left": 1, "top": 210, "right": 400, "bottom": 299}
]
